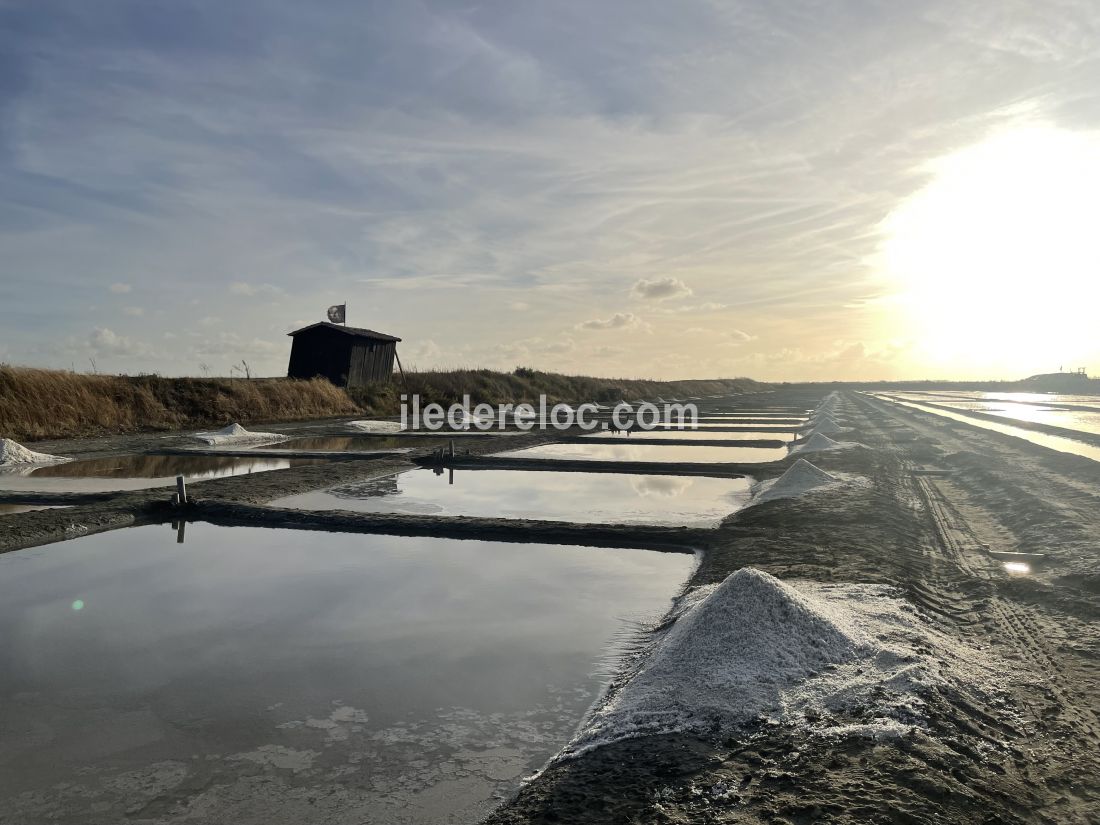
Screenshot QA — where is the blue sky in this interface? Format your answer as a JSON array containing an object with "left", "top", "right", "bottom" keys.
[{"left": 2, "top": 1, "right": 1099, "bottom": 380}]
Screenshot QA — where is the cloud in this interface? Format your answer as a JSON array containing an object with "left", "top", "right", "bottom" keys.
[
  {"left": 576, "top": 312, "right": 642, "bottom": 330},
  {"left": 193, "top": 332, "right": 283, "bottom": 359},
  {"left": 88, "top": 327, "right": 150, "bottom": 357},
  {"left": 109, "top": 283, "right": 132, "bottom": 294},
  {"left": 123, "top": 306, "right": 144, "bottom": 316},
  {"left": 229, "top": 282, "right": 283, "bottom": 297},
  {"left": 728, "top": 328, "right": 754, "bottom": 343},
  {"left": 631, "top": 277, "right": 693, "bottom": 301}
]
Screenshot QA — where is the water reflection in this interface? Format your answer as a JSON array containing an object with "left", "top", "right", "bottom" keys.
[
  {"left": 0, "top": 454, "right": 327, "bottom": 493},
  {"left": 272, "top": 468, "right": 752, "bottom": 526},
  {"left": 498, "top": 443, "right": 788, "bottom": 464},
  {"left": 581, "top": 430, "right": 793, "bottom": 442},
  {"left": 267, "top": 435, "right": 446, "bottom": 451},
  {"left": 0, "top": 524, "right": 692, "bottom": 824},
  {"left": 878, "top": 396, "right": 1100, "bottom": 463},
  {"left": 0, "top": 503, "right": 66, "bottom": 516}
]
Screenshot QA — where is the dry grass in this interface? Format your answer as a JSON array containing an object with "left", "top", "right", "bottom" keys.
[
  {"left": 350, "top": 367, "right": 766, "bottom": 416},
  {"left": 0, "top": 366, "right": 358, "bottom": 441},
  {"left": 1, "top": 365, "right": 767, "bottom": 442}
]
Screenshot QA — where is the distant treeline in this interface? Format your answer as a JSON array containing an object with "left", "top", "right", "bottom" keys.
[{"left": 1, "top": 365, "right": 768, "bottom": 442}]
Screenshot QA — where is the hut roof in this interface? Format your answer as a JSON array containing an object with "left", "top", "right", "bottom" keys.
[{"left": 287, "top": 322, "right": 401, "bottom": 342}]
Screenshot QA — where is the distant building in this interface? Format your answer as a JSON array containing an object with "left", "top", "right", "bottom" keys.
[{"left": 286, "top": 322, "right": 400, "bottom": 387}]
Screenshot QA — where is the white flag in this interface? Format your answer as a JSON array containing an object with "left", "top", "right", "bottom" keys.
[{"left": 327, "top": 304, "right": 346, "bottom": 324}]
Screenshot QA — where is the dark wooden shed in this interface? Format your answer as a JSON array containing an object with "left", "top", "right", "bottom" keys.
[{"left": 286, "top": 322, "right": 401, "bottom": 387}]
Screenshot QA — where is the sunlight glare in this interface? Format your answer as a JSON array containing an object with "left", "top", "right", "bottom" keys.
[{"left": 880, "top": 125, "right": 1100, "bottom": 375}]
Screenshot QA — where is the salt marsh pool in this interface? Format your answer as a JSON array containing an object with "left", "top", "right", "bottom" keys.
[
  {"left": 264, "top": 435, "right": 445, "bottom": 451},
  {"left": 581, "top": 430, "right": 794, "bottom": 442},
  {"left": 0, "top": 524, "right": 693, "bottom": 825},
  {"left": 497, "top": 442, "right": 788, "bottom": 463},
  {"left": 0, "top": 454, "right": 327, "bottom": 493},
  {"left": 271, "top": 468, "right": 753, "bottom": 526}
]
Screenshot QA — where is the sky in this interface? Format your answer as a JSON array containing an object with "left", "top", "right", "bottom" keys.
[{"left": 2, "top": 0, "right": 1099, "bottom": 381}]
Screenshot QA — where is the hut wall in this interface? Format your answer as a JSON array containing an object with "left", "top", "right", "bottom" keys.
[
  {"left": 348, "top": 340, "right": 397, "bottom": 386},
  {"left": 287, "top": 327, "right": 354, "bottom": 385}
]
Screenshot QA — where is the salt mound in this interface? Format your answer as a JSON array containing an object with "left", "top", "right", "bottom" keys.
[
  {"left": 566, "top": 568, "right": 1011, "bottom": 754},
  {"left": 348, "top": 420, "right": 405, "bottom": 434},
  {"left": 193, "top": 423, "right": 289, "bottom": 446},
  {"left": 573, "top": 569, "right": 871, "bottom": 748},
  {"left": 790, "top": 433, "right": 842, "bottom": 454},
  {"left": 808, "top": 418, "right": 845, "bottom": 435},
  {"left": 754, "top": 459, "right": 838, "bottom": 504},
  {"left": 0, "top": 438, "right": 70, "bottom": 466}
]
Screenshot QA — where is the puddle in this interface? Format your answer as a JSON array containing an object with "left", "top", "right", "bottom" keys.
[
  {"left": 0, "top": 454, "right": 328, "bottom": 493},
  {"left": 0, "top": 503, "right": 68, "bottom": 516},
  {"left": 0, "top": 524, "right": 692, "bottom": 824},
  {"left": 497, "top": 443, "right": 788, "bottom": 463},
  {"left": 581, "top": 430, "right": 793, "bottom": 442},
  {"left": 271, "top": 468, "right": 752, "bottom": 527},
  {"left": 264, "top": 435, "right": 447, "bottom": 451}
]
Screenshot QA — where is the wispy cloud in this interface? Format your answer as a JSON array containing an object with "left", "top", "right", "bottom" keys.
[
  {"left": 576, "top": 312, "right": 643, "bottom": 331},
  {"left": 2, "top": 1, "right": 1099, "bottom": 378}
]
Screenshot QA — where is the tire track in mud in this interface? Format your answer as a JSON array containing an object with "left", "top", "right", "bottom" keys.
[{"left": 851, "top": 394, "right": 1100, "bottom": 770}]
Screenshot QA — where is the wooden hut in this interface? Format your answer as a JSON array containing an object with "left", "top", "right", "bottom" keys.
[{"left": 286, "top": 322, "right": 400, "bottom": 387}]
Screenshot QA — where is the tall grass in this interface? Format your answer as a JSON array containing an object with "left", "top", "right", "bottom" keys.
[
  {"left": 0, "top": 366, "right": 358, "bottom": 441},
  {"left": 350, "top": 367, "right": 765, "bottom": 416},
  {"left": 1, "top": 365, "right": 767, "bottom": 441}
]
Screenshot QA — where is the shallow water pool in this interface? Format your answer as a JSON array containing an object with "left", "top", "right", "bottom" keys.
[
  {"left": 0, "top": 524, "right": 692, "bottom": 824},
  {"left": 271, "top": 468, "right": 752, "bottom": 526},
  {"left": 581, "top": 429, "right": 794, "bottom": 443},
  {"left": 0, "top": 503, "right": 67, "bottom": 516},
  {"left": 264, "top": 435, "right": 445, "bottom": 451},
  {"left": 497, "top": 442, "right": 788, "bottom": 464},
  {"left": 0, "top": 454, "right": 327, "bottom": 493}
]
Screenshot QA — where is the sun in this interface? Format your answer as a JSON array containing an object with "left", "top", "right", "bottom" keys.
[{"left": 878, "top": 124, "right": 1100, "bottom": 376}]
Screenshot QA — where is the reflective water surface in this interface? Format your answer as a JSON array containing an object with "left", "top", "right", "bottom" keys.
[
  {"left": 265, "top": 435, "right": 445, "bottom": 451},
  {"left": 0, "top": 524, "right": 692, "bottom": 824},
  {"left": 0, "top": 454, "right": 327, "bottom": 493},
  {"left": 888, "top": 391, "right": 1100, "bottom": 437},
  {"left": 271, "top": 468, "right": 752, "bottom": 526},
  {"left": 875, "top": 395, "right": 1100, "bottom": 463},
  {"left": 581, "top": 430, "right": 793, "bottom": 442},
  {"left": 0, "top": 503, "right": 67, "bottom": 516},
  {"left": 497, "top": 442, "right": 787, "bottom": 463}
]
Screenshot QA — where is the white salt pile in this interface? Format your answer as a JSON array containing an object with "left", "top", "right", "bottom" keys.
[
  {"left": 806, "top": 418, "right": 846, "bottom": 436},
  {"left": 752, "top": 459, "right": 839, "bottom": 504},
  {"left": 566, "top": 568, "right": 1008, "bottom": 754},
  {"left": 347, "top": 420, "right": 405, "bottom": 434},
  {"left": 0, "top": 438, "right": 70, "bottom": 467},
  {"left": 790, "top": 433, "right": 844, "bottom": 454},
  {"left": 193, "top": 423, "right": 289, "bottom": 446}
]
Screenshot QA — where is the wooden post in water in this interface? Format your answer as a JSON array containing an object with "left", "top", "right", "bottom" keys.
[{"left": 175, "top": 475, "right": 187, "bottom": 505}]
